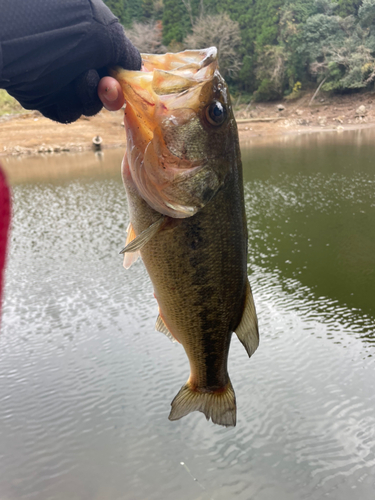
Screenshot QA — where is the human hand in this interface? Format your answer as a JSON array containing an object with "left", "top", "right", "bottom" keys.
[
  {"left": 98, "top": 77, "right": 125, "bottom": 112},
  {"left": 98, "top": 63, "right": 148, "bottom": 112},
  {"left": 1, "top": 0, "right": 141, "bottom": 123}
]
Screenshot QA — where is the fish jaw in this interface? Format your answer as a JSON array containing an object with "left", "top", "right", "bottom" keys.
[{"left": 111, "top": 48, "right": 235, "bottom": 218}]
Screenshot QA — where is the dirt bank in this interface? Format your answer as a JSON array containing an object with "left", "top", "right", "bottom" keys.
[
  {"left": 0, "top": 109, "right": 126, "bottom": 157},
  {"left": 1, "top": 91, "right": 375, "bottom": 157}
]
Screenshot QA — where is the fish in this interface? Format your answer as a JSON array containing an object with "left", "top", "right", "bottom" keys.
[{"left": 110, "top": 47, "right": 259, "bottom": 427}]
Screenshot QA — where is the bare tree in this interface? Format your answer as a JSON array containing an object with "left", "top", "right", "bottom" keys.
[
  {"left": 182, "top": 0, "right": 195, "bottom": 27},
  {"left": 255, "top": 45, "right": 286, "bottom": 98},
  {"left": 182, "top": 0, "right": 205, "bottom": 27},
  {"left": 184, "top": 13, "right": 242, "bottom": 78},
  {"left": 126, "top": 20, "right": 167, "bottom": 54}
]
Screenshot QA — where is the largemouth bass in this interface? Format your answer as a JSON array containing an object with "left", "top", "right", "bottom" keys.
[{"left": 111, "top": 48, "right": 258, "bottom": 427}]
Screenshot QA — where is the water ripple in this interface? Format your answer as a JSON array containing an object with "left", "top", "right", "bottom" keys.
[{"left": 1, "top": 150, "right": 375, "bottom": 499}]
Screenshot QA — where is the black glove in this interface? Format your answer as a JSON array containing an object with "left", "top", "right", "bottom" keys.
[{"left": 0, "top": 0, "right": 141, "bottom": 123}]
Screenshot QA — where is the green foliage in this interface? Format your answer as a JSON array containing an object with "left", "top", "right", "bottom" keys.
[
  {"left": 0, "top": 90, "right": 23, "bottom": 116},
  {"left": 238, "top": 55, "right": 256, "bottom": 94},
  {"left": 301, "top": 5, "right": 375, "bottom": 92},
  {"left": 300, "top": 13, "right": 346, "bottom": 61},
  {"left": 358, "top": 0, "right": 375, "bottom": 27},
  {"left": 102, "top": 0, "right": 375, "bottom": 100},
  {"left": 282, "top": 0, "right": 317, "bottom": 23},
  {"left": 103, "top": 0, "right": 125, "bottom": 21},
  {"left": 254, "top": 44, "right": 287, "bottom": 100},
  {"left": 253, "top": 78, "right": 278, "bottom": 101},
  {"left": 315, "top": 0, "right": 337, "bottom": 15},
  {"left": 103, "top": 0, "right": 150, "bottom": 26},
  {"left": 336, "top": 0, "right": 362, "bottom": 17},
  {"left": 278, "top": 3, "right": 315, "bottom": 89},
  {"left": 141, "top": 0, "right": 155, "bottom": 20},
  {"left": 162, "top": 0, "right": 191, "bottom": 45},
  {"left": 285, "top": 80, "right": 303, "bottom": 99}
]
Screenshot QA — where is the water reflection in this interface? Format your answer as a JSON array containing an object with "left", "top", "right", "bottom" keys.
[
  {"left": 242, "top": 131, "right": 375, "bottom": 322},
  {"left": 2, "top": 148, "right": 123, "bottom": 184},
  {"left": 1, "top": 132, "right": 375, "bottom": 500},
  {"left": 241, "top": 124, "right": 375, "bottom": 153}
]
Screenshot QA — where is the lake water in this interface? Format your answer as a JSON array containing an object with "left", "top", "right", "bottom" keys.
[{"left": 1, "top": 129, "right": 375, "bottom": 499}]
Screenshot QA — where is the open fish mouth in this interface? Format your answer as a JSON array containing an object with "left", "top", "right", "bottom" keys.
[
  {"left": 115, "top": 47, "right": 218, "bottom": 94},
  {"left": 110, "top": 48, "right": 233, "bottom": 218}
]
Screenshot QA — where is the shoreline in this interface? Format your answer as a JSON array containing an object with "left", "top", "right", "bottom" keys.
[{"left": 1, "top": 90, "right": 375, "bottom": 157}]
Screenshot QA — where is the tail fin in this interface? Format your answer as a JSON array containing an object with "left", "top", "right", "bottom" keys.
[{"left": 168, "top": 380, "right": 236, "bottom": 427}]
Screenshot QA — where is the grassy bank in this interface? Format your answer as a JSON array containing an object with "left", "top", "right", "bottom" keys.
[{"left": 0, "top": 90, "right": 24, "bottom": 117}]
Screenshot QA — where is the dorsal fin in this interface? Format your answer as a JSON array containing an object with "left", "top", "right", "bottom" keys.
[
  {"left": 123, "top": 222, "right": 140, "bottom": 269},
  {"left": 155, "top": 314, "right": 178, "bottom": 343},
  {"left": 120, "top": 216, "right": 165, "bottom": 254},
  {"left": 235, "top": 279, "right": 259, "bottom": 357}
]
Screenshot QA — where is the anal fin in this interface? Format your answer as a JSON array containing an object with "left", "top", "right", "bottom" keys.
[
  {"left": 235, "top": 279, "right": 259, "bottom": 357},
  {"left": 155, "top": 314, "right": 178, "bottom": 343},
  {"left": 123, "top": 222, "right": 140, "bottom": 269}
]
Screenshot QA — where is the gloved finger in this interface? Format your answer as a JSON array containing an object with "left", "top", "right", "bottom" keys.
[
  {"left": 39, "top": 80, "right": 83, "bottom": 123},
  {"left": 108, "top": 22, "right": 142, "bottom": 71},
  {"left": 98, "top": 77, "right": 125, "bottom": 111},
  {"left": 39, "top": 70, "right": 103, "bottom": 123},
  {"left": 75, "top": 70, "right": 103, "bottom": 116}
]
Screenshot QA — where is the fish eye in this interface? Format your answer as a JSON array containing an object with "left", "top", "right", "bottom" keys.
[{"left": 206, "top": 101, "right": 226, "bottom": 126}]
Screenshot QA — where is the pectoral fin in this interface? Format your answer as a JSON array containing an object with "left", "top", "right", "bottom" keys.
[
  {"left": 235, "top": 280, "right": 259, "bottom": 357},
  {"left": 123, "top": 223, "right": 140, "bottom": 269},
  {"left": 120, "top": 216, "right": 165, "bottom": 254},
  {"left": 155, "top": 314, "right": 178, "bottom": 343}
]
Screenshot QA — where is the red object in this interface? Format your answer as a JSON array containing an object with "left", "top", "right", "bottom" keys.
[{"left": 0, "top": 165, "right": 11, "bottom": 316}]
